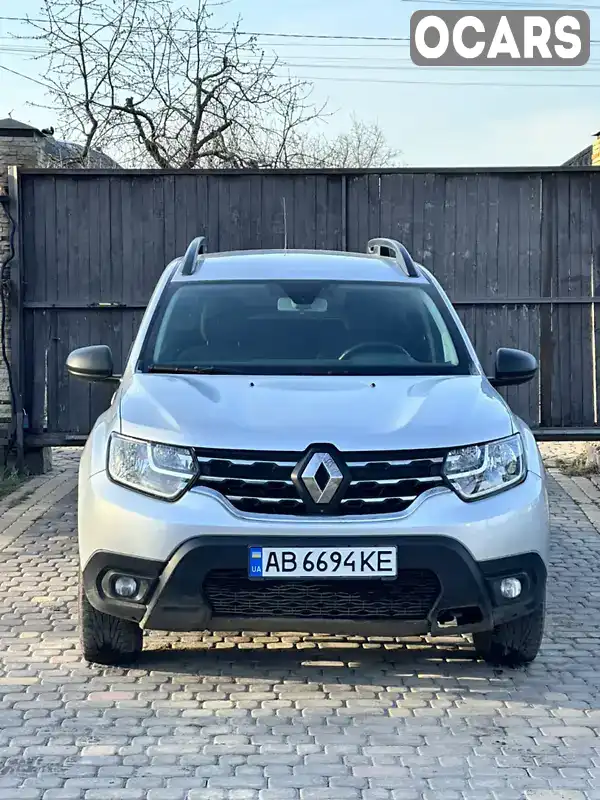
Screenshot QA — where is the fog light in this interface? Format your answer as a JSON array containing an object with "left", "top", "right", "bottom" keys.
[
  {"left": 113, "top": 576, "right": 139, "bottom": 599},
  {"left": 500, "top": 577, "right": 522, "bottom": 599}
]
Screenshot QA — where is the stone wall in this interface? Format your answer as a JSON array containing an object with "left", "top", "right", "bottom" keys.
[{"left": 0, "top": 125, "right": 48, "bottom": 435}]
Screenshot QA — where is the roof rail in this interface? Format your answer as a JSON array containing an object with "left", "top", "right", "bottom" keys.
[
  {"left": 180, "top": 236, "right": 208, "bottom": 276},
  {"left": 366, "top": 238, "right": 419, "bottom": 278}
]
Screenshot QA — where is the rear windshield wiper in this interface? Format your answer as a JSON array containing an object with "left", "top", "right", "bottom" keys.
[{"left": 146, "top": 364, "right": 246, "bottom": 375}]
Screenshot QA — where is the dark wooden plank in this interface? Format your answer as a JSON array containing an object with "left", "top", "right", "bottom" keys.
[
  {"left": 464, "top": 176, "right": 479, "bottom": 300},
  {"left": 162, "top": 175, "right": 176, "bottom": 264},
  {"left": 524, "top": 175, "right": 543, "bottom": 425},
  {"left": 580, "top": 174, "right": 594, "bottom": 427},
  {"left": 75, "top": 178, "right": 92, "bottom": 305},
  {"left": 49, "top": 309, "right": 72, "bottom": 434},
  {"left": 378, "top": 174, "right": 394, "bottom": 248},
  {"left": 121, "top": 178, "right": 136, "bottom": 307},
  {"left": 496, "top": 177, "right": 511, "bottom": 300},
  {"left": 92, "top": 178, "right": 112, "bottom": 303},
  {"left": 364, "top": 174, "right": 381, "bottom": 248},
  {"left": 592, "top": 172, "right": 600, "bottom": 425},
  {"left": 346, "top": 173, "right": 381, "bottom": 253},
  {"left": 552, "top": 173, "right": 572, "bottom": 427},
  {"left": 57, "top": 178, "right": 75, "bottom": 305},
  {"left": 293, "top": 174, "right": 316, "bottom": 249},
  {"left": 422, "top": 173, "right": 444, "bottom": 278},
  {"left": 570, "top": 174, "right": 594, "bottom": 426},
  {"left": 47, "top": 309, "right": 62, "bottom": 435},
  {"left": 440, "top": 176, "right": 457, "bottom": 296},
  {"left": 220, "top": 175, "right": 242, "bottom": 251},
  {"left": 258, "top": 176, "right": 278, "bottom": 251},
  {"left": 28, "top": 310, "right": 48, "bottom": 433},
  {"left": 205, "top": 175, "right": 220, "bottom": 255},
  {"left": 411, "top": 174, "right": 428, "bottom": 264},
  {"left": 20, "top": 175, "right": 37, "bottom": 303},
  {"left": 474, "top": 174, "right": 489, "bottom": 301},
  {"left": 244, "top": 176, "right": 263, "bottom": 250},
  {"left": 505, "top": 177, "right": 521, "bottom": 302},
  {"left": 172, "top": 175, "right": 199, "bottom": 256},
  {"left": 33, "top": 176, "right": 50, "bottom": 305},
  {"left": 108, "top": 177, "right": 124, "bottom": 308},
  {"left": 22, "top": 309, "right": 34, "bottom": 430},
  {"left": 190, "top": 174, "right": 208, "bottom": 253},
  {"left": 43, "top": 178, "right": 58, "bottom": 304},
  {"left": 396, "top": 173, "right": 413, "bottom": 253},
  {"left": 87, "top": 177, "right": 102, "bottom": 306},
  {"left": 314, "top": 176, "right": 329, "bottom": 250},
  {"left": 344, "top": 175, "right": 365, "bottom": 253},
  {"left": 540, "top": 174, "right": 555, "bottom": 428},
  {"left": 453, "top": 176, "right": 468, "bottom": 301},
  {"left": 149, "top": 176, "right": 167, "bottom": 291}
]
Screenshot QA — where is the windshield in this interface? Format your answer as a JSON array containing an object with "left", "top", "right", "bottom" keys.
[{"left": 139, "top": 280, "right": 473, "bottom": 376}]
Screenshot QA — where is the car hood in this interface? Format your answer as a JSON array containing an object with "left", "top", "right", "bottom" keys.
[{"left": 118, "top": 373, "right": 514, "bottom": 452}]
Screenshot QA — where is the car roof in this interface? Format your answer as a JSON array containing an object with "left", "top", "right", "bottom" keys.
[{"left": 168, "top": 249, "right": 431, "bottom": 286}]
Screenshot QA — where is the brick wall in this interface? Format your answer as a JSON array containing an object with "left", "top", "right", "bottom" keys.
[{"left": 0, "top": 128, "right": 48, "bottom": 433}]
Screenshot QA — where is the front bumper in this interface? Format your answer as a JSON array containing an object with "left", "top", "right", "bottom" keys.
[
  {"left": 79, "top": 470, "right": 549, "bottom": 567},
  {"left": 83, "top": 535, "right": 546, "bottom": 637}
]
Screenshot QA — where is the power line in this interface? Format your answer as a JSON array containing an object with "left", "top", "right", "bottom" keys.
[
  {"left": 4, "top": 43, "right": 600, "bottom": 72},
  {"left": 400, "top": 0, "right": 600, "bottom": 8},
  {"left": 287, "top": 72, "right": 600, "bottom": 88},
  {"left": 3, "top": 58, "right": 600, "bottom": 92},
  {"left": 0, "top": 62, "right": 58, "bottom": 92},
  {"left": 0, "top": 15, "right": 412, "bottom": 40},
  {"left": 2, "top": 13, "right": 600, "bottom": 44}
]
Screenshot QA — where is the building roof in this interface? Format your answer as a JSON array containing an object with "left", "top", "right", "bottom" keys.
[
  {"left": 42, "top": 136, "right": 119, "bottom": 169},
  {"left": 0, "top": 117, "right": 120, "bottom": 168},
  {"left": 0, "top": 118, "right": 40, "bottom": 132},
  {"left": 563, "top": 145, "right": 592, "bottom": 167}
]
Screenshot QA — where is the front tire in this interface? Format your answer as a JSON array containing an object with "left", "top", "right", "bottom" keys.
[
  {"left": 473, "top": 604, "right": 545, "bottom": 666},
  {"left": 79, "top": 579, "right": 143, "bottom": 665}
]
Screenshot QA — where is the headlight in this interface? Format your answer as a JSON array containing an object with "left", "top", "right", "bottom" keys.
[
  {"left": 107, "top": 433, "right": 197, "bottom": 500},
  {"left": 443, "top": 434, "right": 525, "bottom": 501}
]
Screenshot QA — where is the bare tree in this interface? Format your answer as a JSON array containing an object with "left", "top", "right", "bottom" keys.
[
  {"left": 26, "top": 0, "right": 327, "bottom": 168},
  {"left": 283, "top": 116, "right": 402, "bottom": 168}
]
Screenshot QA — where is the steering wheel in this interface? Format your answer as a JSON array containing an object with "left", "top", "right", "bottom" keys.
[{"left": 338, "top": 342, "right": 413, "bottom": 361}]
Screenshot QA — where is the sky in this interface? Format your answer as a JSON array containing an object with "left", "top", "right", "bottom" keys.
[{"left": 0, "top": 0, "right": 598, "bottom": 167}]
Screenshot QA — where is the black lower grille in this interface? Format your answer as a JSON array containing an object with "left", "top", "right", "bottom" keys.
[{"left": 203, "top": 569, "right": 440, "bottom": 620}]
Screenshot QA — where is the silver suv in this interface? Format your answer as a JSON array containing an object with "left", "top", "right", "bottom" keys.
[{"left": 68, "top": 237, "right": 550, "bottom": 667}]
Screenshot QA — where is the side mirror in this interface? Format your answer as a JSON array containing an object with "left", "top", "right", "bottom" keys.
[
  {"left": 66, "top": 345, "right": 120, "bottom": 384},
  {"left": 489, "top": 347, "right": 537, "bottom": 388}
]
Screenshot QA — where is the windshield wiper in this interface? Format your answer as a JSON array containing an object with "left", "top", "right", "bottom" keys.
[{"left": 146, "top": 364, "right": 245, "bottom": 375}]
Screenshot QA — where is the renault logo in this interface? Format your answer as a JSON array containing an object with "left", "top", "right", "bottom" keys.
[{"left": 299, "top": 452, "right": 344, "bottom": 504}]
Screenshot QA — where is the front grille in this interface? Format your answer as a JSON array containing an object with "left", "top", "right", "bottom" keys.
[
  {"left": 204, "top": 568, "right": 440, "bottom": 620},
  {"left": 193, "top": 447, "right": 447, "bottom": 516}
]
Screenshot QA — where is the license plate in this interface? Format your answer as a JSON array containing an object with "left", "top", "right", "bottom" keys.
[{"left": 248, "top": 546, "right": 397, "bottom": 579}]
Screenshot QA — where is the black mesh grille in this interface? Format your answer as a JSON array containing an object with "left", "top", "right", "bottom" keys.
[
  {"left": 193, "top": 448, "right": 447, "bottom": 517},
  {"left": 203, "top": 568, "right": 440, "bottom": 620}
]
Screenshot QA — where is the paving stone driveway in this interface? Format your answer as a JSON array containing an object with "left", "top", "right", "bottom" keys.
[{"left": 1, "top": 453, "right": 600, "bottom": 800}]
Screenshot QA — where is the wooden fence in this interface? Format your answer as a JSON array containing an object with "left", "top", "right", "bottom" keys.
[{"left": 10, "top": 166, "right": 600, "bottom": 445}]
